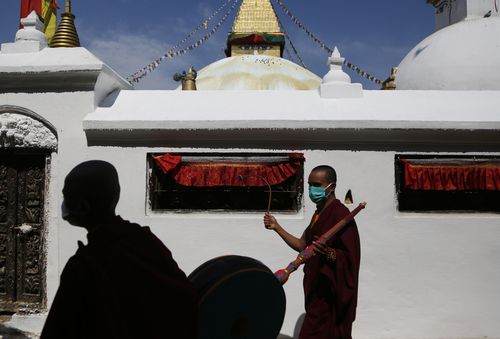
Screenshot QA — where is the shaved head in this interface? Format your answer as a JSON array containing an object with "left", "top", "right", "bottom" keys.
[
  {"left": 311, "top": 165, "right": 337, "bottom": 184},
  {"left": 63, "top": 160, "right": 120, "bottom": 213}
]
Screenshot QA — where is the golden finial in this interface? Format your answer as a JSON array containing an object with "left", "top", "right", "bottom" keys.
[
  {"left": 227, "top": 0, "right": 284, "bottom": 57},
  {"left": 381, "top": 67, "right": 397, "bottom": 90},
  {"left": 174, "top": 67, "right": 198, "bottom": 91},
  {"left": 50, "top": 0, "right": 80, "bottom": 48},
  {"left": 233, "top": 0, "right": 281, "bottom": 33}
]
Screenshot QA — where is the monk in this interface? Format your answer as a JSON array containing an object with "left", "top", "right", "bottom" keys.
[
  {"left": 264, "top": 165, "right": 361, "bottom": 339},
  {"left": 41, "top": 161, "right": 198, "bottom": 339}
]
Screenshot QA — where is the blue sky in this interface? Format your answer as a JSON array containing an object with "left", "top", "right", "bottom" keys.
[{"left": 1, "top": 0, "right": 435, "bottom": 89}]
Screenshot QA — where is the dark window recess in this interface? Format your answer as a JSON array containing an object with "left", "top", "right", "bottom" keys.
[
  {"left": 395, "top": 155, "right": 500, "bottom": 213},
  {"left": 148, "top": 153, "right": 304, "bottom": 212}
]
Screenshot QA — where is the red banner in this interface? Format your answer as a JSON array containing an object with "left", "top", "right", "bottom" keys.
[
  {"left": 20, "top": 0, "right": 42, "bottom": 24},
  {"left": 19, "top": 0, "right": 58, "bottom": 26},
  {"left": 402, "top": 159, "right": 500, "bottom": 191},
  {"left": 154, "top": 153, "right": 304, "bottom": 187}
]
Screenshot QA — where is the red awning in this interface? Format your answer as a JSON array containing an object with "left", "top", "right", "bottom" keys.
[
  {"left": 402, "top": 159, "right": 500, "bottom": 191},
  {"left": 154, "top": 153, "right": 304, "bottom": 187}
]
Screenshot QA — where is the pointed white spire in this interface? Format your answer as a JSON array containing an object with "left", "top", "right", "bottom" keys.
[
  {"left": 1, "top": 11, "right": 48, "bottom": 54},
  {"left": 320, "top": 47, "right": 363, "bottom": 99}
]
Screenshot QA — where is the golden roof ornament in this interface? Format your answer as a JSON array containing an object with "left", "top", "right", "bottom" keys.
[
  {"left": 173, "top": 67, "right": 198, "bottom": 91},
  {"left": 233, "top": 0, "right": 281, "bottom": 33},
  {"left": 227, "top": 0, "right": 285, "bottom": 57},
  {"left": 381, "top": 67, "right": 398, "bottom": 90},
  {"left": 50, "top": 0, "right": 80, "bottom": 48}
]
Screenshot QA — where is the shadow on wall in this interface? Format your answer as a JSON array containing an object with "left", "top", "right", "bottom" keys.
[
  {"left": 0, "top": 324, "right": 31, "bottom": 338},
  {"left": 278, "top": 312, "right": 305, "bottom": 339}
]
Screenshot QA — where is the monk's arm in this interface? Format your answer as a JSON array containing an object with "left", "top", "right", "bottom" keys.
[
  {"left": 264, "top": 213, "right": 306, "bottom": 252},
  {"left": 275, "top": 225, "right": 307, "bottom": 252}
]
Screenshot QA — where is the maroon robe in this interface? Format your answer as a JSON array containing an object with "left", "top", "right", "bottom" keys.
[
  {"left": 300, "top": 199, "right": 361, "bottom": 339},
  {"left": 41, "top": 216, "right": 198, "bottom": 339}
]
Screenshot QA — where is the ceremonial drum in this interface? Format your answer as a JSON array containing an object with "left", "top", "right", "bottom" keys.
[{"left": 189, "top": 255, "right": 286, "bottom": 339}]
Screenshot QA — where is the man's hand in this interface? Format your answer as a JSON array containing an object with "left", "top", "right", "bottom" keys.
[
  {"left": 313, "top": 237, "right": 336, "bottom": 261},
  {"left": 263, "top": 213, "right": 280, "bottom": 230}
]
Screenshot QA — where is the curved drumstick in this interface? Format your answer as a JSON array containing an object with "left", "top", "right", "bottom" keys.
[{"left": 239, "top": 174, "right": 272, "bottom": 214}]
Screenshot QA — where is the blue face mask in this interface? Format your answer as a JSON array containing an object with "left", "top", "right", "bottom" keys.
[{"left": 308, "top": 183, "right": 333, "bottom": 204}]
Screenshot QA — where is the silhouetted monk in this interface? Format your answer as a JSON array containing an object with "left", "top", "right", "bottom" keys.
[{"left": 41, "top": 161, "right": 198, "bottom": 339}]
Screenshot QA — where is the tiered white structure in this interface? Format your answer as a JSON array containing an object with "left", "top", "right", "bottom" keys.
[
  {"left": 1, "top": 11, "right": 48, "bottom": 53},
  {"left": 320, "top": 47, "right": 363, "bottom": 99}
]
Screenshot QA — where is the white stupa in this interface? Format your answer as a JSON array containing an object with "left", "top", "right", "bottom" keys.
[
  {"left": 397, "top": 0, "right": 500, "bottom": 90},
  {"left": 180, "top": 0, "right": 321, "bottom": 90}
]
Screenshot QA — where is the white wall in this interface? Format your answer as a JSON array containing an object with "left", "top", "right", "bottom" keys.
[
  {"left": 2, "top": 94, "right": 500, "bottom": 338},
  {"left": 43, "top": 145, "right": 500, "bottom": 338},
  {"left": 1, "top": 90, "right": 96, "bottom": 334}
]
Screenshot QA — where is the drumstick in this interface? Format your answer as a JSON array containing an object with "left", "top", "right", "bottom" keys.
[{"left": 239, "top": 175, "right": 272, "bottom": 214}]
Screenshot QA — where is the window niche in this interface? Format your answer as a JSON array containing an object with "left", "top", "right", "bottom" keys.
[
  {"left": 148, "top": 153, "right": 304, "bottom": 213},
  {"left": 395, "top": 155, "right": 500, "bottom": 213}
]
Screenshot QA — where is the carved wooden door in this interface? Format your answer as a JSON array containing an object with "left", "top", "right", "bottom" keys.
[{"left": 0, "top": 154, "right": 46, "bottom": 313}]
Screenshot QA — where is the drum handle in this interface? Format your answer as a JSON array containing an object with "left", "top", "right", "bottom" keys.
[{"left": 274, "top": 202, "right": 366, "bottom": 284}]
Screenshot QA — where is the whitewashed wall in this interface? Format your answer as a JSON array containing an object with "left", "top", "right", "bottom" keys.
[
  {"left": 1, "top": 90, "right": 96, "bottom": 333},
  {"left": 2, "top": 87, "right": 500, "bottom": 338},
  {"left": 1, "top": 86, "right": 500, "bottom": 338},
  {"left": 7, "top": 138, "right": 499, "bottom": 338},
  {"left": 101, "top": 148, "right": 500, "bottom": 339}
]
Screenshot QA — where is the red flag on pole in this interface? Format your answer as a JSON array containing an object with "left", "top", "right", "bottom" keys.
[{"left": 20, "top": 0, "right": 42, "bottom": 27}]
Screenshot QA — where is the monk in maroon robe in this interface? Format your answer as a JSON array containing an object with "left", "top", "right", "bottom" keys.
[
  {"left": 264, "top": 165, "right": 361, "bottom": 339},
  {"left": 41, "top": 161, "right": 197, "bottom": 339}
]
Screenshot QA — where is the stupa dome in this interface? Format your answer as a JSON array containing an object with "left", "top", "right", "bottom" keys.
[
  {"left": 397, "top": 16, "right": 500, "bottom": 90},
  {"left": 190, "top": 55, "right": 321, "bottom": 90}
]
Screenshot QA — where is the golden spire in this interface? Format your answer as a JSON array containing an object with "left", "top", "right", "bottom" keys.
[
  {"left": 50, "top": 0, "right": 80, "bottom": 48},
  {"left": 233, "top": 0, "right": 281, "bottom": 33},
  {"left": 173, "top": 67, "right": 198, "bottom": 91},
  {"left": 227, "top": 0, "right": 284, "bottom": 57}
]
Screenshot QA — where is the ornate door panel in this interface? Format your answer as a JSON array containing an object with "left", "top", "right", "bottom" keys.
[
  {"left": 0, "top": 162, "right": 17, "bottom": 311},
  {"left": 0, "top": 154, "right": 46, "bottom": 312}
]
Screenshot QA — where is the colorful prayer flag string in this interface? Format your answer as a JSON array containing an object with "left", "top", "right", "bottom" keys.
[
  {"left": 273, "top": 0, "right": 383, "bottom": 85},
  {"left": 271, "top": 1, "right": 307, "bottom": 69},
  {"left": 127, "top": 0, "right": 240, "bottom": 85}
]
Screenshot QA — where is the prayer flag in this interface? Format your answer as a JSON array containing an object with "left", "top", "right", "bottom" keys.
[
  {"left": 42, "top": 0, "right": 59, "bottom": 43},
  {"left": 20, "top": 0, "right": 42, "bottom": 24}
]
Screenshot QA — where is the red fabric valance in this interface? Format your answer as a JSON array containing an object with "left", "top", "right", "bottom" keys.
[
  {"left": 154, "top": 153, "right": 304, "bottom": 187},
  {"left": 402, "top": 159, "right": 500, "bottom": 191}
]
